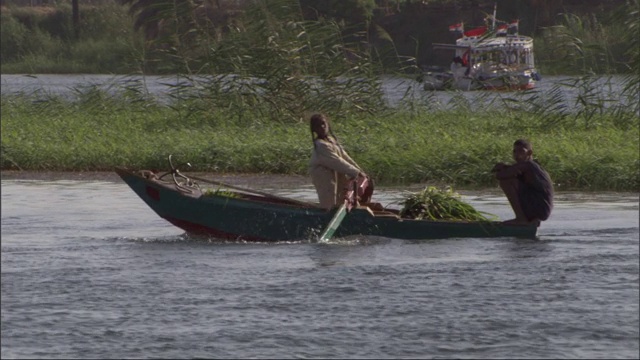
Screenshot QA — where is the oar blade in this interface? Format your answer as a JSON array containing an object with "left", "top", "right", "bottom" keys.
[{"left": 319, "top": 203, "right": 348, "bottom": 242}]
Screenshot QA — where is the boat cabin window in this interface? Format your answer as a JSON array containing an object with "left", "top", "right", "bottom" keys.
[{"left": 456, "top": 46, "right": 534, "bottom": 68}]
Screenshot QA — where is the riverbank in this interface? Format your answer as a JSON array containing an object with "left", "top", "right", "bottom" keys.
[
  {"left": 2, "top": 79, "right": 638, "bottom": 191},
  {"left": 0, "top": 170, "right": 311, "bottom": 188}
]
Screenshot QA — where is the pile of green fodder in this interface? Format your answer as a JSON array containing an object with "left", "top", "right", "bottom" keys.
[
  {"left": 399, "top": 186, "right": 497, "bottom": 222},
  {"left": 202, "top": 188, "right": 240, "bottom": 198}
]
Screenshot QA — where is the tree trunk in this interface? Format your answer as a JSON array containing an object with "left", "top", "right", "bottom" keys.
[{"left": 72, "top": 0, "right": 79, "bottom": 39}]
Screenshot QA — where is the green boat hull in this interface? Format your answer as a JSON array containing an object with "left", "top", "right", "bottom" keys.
[{"left": 116, "top": 168, "right": 538, "bottom": 241}]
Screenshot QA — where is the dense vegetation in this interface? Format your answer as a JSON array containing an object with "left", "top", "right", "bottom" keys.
[
  {"left": 0, "top": 0, "right": 636, "bottom": 75},
  {"left": 1, "top": 0, "right": 638, "bottom": 192},
  {"left": 2, "top": 77, "right": 638, "bottom": 191}
]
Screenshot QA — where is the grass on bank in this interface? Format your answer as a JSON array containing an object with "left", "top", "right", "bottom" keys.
[{"left": 1, "top": 90, "right": 638, "bottom": 192}]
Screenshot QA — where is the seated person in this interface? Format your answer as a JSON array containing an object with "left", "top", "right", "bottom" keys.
[{"left": 491, "top": 139, "right": 554, "bottom": 225}]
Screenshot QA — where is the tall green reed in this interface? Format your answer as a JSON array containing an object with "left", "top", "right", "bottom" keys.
[
  {"left": 135, "top": 0, "right": 393, "bottom": 123},
  {"left": 536, "top": 0, "right": 639, "bottom": 81},
  {"left": 1, "top": 2, "right": 144, "bottom": 73}
]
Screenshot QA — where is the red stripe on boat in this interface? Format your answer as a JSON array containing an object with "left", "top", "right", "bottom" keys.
[
  {"left": 164, "top": 216, "right": 270, "bottom": 242},
  {"left": 146, "top": 186, "right": 160, "bottom": 201}
]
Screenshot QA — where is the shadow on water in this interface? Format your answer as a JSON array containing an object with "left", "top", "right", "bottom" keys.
[{"left": 501, "top": 238, "right": 554, "bottom": 259}]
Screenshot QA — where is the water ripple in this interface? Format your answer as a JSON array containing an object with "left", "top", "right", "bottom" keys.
[{"left": 2, "top": 181, "right": 639, "bottom": 359}]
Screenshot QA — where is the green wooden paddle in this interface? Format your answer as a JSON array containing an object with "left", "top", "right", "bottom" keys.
[
  {"left": 318, "top": 201, "right": 348, "bottom": 242},
  {"left": 318, "top": 176, "right": 373, "bottom": 242}
]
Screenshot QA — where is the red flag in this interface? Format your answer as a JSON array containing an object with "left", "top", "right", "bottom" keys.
[
  {"left": 449, "top": 22, "right": 464, "bottom": 33},
  {"left": 463, "top": 26, "right": 486, "bottom": 37}
]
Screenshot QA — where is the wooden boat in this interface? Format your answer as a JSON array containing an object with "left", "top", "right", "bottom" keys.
[{"left": 115, "top": 158, "right": 538, "bottom": 242}]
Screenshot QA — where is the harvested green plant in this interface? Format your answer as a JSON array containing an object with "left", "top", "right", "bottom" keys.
[
  {"left": 399, "top": 186, "right": 497, "bottom": 221},
  {"left": 202, "top": 188, "right": 240, "bottom": 198}
]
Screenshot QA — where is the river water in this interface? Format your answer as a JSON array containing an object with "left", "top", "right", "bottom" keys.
[
  {"left": 1, "top": 178, "right": 638, "bottom": 359},
  {"left": 0, "top": 73, "right": 632, "bottom": 110}
]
